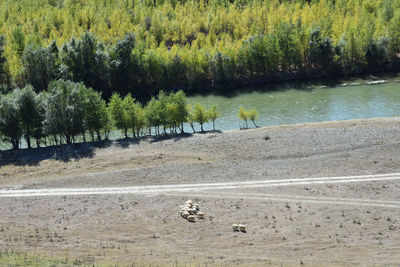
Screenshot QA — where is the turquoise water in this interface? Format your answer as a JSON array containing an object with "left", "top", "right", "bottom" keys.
[{"left": 187, "top": 79, "right": 400, "bottom": 131}]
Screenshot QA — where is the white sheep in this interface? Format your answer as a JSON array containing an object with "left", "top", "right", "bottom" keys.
[
  {"left": 185, "top": 200, "right": 193, "bottom": 208},
  {"left": 238, "top": 224, "right": 246, "bottom": 232},
  {"left": 188, "top": 208, "right": 198, "bottom": 215},
  {"left": 232, "top": 224, "right": 239, "bottom": 231},
  {"left": 196, "top": 212, "right": 205, "bottom": 219},
  {"left": 181, "top": 211, "right": 190, "bottom": 219},
  {"left": 187, "top": 215, "right": 196, "bottom": 222}
]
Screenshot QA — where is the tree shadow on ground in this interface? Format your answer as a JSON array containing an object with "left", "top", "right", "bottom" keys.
[
  {"left": 0, "top": 140, "right": 112, "bottom": 167},
  {"left": 148, "top": 132, "right": 194, "bottom": 144},
  {"left": 0, "top": 130, "right": 222, "bottom": 167}
]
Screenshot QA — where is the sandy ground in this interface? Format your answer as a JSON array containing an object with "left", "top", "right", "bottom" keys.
[{"left": 1, "top": 117, "right": 400, "bottom": 266}]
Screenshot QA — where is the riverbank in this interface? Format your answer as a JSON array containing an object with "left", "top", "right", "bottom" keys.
[
  {"left": 1, "top": 117, "right": 400, "bottom": 266},
  {"left": 2, "top": 116, "right": 400, "bottom": 187}
]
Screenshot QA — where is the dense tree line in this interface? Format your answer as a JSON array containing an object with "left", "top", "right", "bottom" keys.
[
  {"left": 0, "top": 82, "right": 218, "bottom": 150},
  {"left": 0, "top": 0, "right": 399, "bottom": 97}
]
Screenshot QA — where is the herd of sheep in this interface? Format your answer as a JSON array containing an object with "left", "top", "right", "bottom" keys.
[
  {"left": 179, "top": 200, "right": 246, "bottom": 233},
  {"left": 179, "top": 200, "right": 205, "bottom": 222}
]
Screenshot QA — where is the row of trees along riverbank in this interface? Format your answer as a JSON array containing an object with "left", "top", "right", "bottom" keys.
[
  {"left": 1, "top": 0, "right": 400, "bottom": 98},
  {"left": 0, "top": 81, "right": 219, "bottom": 150}
]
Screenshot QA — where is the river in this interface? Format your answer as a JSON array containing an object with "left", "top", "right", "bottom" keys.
[{"left": 187, "top": 77, "right": 400, "bottom": 131}]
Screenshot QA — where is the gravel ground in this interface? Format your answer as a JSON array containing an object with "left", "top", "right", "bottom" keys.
[{"left": 1, "top": 117, "right": 400, "bottom": 266}]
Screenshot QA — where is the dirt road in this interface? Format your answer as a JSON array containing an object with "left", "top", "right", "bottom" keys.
[{"left": 1, "top": 173, "right": 400, "bottom": 206}]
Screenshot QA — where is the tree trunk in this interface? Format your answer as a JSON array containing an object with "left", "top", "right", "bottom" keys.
[
  {"left": 245, "top": 119, "right": 248, "bottom": 129},
  {"left": 26, "top": 127, "right": 31, "bottom": 149},
  {"left": 12, "top": 138, "right": 19, "bottom": 150},
  {"left": 35, "top": 138, "right": 40, "bottom": 148},
  {"left": 190, "top": 123, "right": 195, "bottom": 133},
  {"left": 180, "top": 122, "right": 185, "bottom": 134},
  {"left": 96, "top": 131, "right": 101, "bottom": 141},
  {"left": 212, "top": 120, "right": 215, "bottom": 131},
  {"left": 252, "top": 120, "right": 258, "bottom": 128},
  {"left": 200, "top": 123, "right": 204, "bottom": 132},
  {"left": 124, "top": 128, "right": 128, "bottom": 138}
]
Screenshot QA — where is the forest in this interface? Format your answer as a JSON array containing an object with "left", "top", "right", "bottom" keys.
[{"left": 0, "top": 0, "right": 399, "bottom": 98}]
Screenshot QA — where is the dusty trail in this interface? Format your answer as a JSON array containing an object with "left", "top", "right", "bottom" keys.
[
  {"left": 166, "top": 192, "right": 400, "bottom": 209},
  {"left": 1, "top": 172, "right": 400, "bottom": 200}
]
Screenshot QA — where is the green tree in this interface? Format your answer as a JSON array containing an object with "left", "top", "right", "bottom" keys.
[
  {"left": 186, "top": 104, "right": 196, "bottom": 133},
  {"left": 248, "top": 108, "right": 259, "bottom": 128},
  {"left": 145, "top": 97, "right": 161, "bottom": 135},
  {"left": 124, "top": 94, "right": 141, "bottom": 137},
  {"left": 16, "top": 85, "right": 42, "bottom": 148},
  {"left": 307, "top": 27, "right": 334, "bottom": 70},
  {"left": 61, "top": 33, "right": 110, "bottom": 95},
  {"left": 22, "top": 44, "right": 59, "bottom": 91},
  {"left": 238, "top": 106, "right": 249, "bottom": 129},
  {"left": 110, "top": 33, "right": 137, "bottom": 97},
  {"left": 82, "top": 87, "right": 109, "bottom": 141},
  {"left": 276, "top": 21, "right": 301, "bottom": 72},
  {"left": 207, "top": 105, "right": 219, "bottom": 131},
  {"left": 156, "top": 90, "right": 169, "bottom": 134},
  {"left": 365, "top": 38, "right": 390, "bottom": 67},
  {"left": 169, "top": 90, "right": 188, "bottom": 133},
  {"left": 109, "top": 92, "right": 130, "bottom": 138},
  {"left": 32, "top": 92, "right": 46, "bottom": 147},
  {"left": 133, "top": 103, "right": 146, "bottom": 137},
  {"left": 44, "top": 80, "right": 85, "bottom": 144},
  {"left": 193, "top": 103, "right": 208, "bottom": 132},
  {"left": 0, "top": 92, "right": 23, "bottom": 149},
  {"left": 103, "top": 107, "right": 113, "bottom": 140}
]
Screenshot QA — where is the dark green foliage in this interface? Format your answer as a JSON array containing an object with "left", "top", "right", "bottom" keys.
[
  {"left": 22, "top": 43, "right": 59, "bottom": 92},
  {"left": 365, "top": 38, "right": 390, "bottom": 67},
  {"left": 0, "top": 93, "right": 23, "bottom": 149},
  {"left": 110, "top": 33, "right": 138, "bottom": 97},
  {"left": 82, "top": 87, "right": 109, "bottom": 141},
  {"left": 109, "top": 92, "right": 130, "bottom": 138},
  {"left": 61, "top": 33, "right": 110, "bottom": 96},
  {"left": 209, "top": 52, "right": 234, "bottom": 88},
  {"left": 307, "top": 27, "right": 334, "bottom": 70},
  {"left": 16, "top": 85, "right": 42, "bottom": 148},
  {"left": 44, "top": 80, "right": 86, "bottom": 144}
]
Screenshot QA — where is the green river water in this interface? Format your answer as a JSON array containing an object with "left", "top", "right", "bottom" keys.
[
  {"left": 3, "top": 75, "right": 400, "bottom": 150},
  {"left": 187, "top": 76, "right": 400, "bottom": 131}
]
